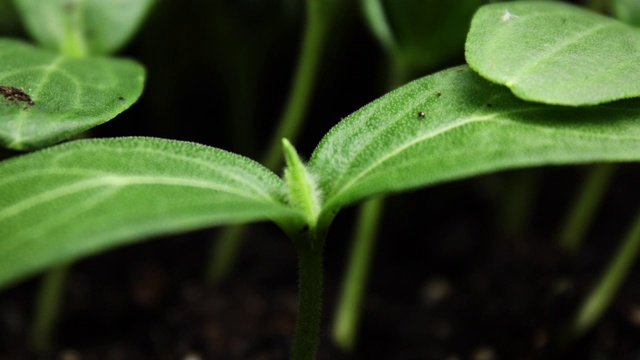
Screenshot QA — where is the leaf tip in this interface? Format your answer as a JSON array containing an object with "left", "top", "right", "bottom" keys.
[{"left": 282, "top": 139, "right": 322, "bottom": 227}]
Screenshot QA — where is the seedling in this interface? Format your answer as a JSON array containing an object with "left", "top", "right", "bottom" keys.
[
  {"left": 3, "top": 63, "right": 640, "bottom": 358},
  {"left": 332, "top": 0, "right": 640, "bottom": 352},
  {"left": 1, "top": 1, "right": 640, "bottom": 359}
]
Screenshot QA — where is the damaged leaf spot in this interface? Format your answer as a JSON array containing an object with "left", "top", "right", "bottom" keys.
[
  {"left": 417, "top": 112, "right": 426, "bottom": 118},
  {"left": 0, "top": 85, "right": 35, "bottom": 109}
]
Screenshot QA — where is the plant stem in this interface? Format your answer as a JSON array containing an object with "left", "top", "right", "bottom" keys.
[
  {"left": 30, "top": 263, "right": 70, "bottom": 354},
  {"left": 61, "top": 1, "right": 89, "bottom": 57},
  {"left": 497, "top": 169, "right": 540, "bottom": 239},
  {"left": 204, "top": 0, "right": 339, "bottom": 287},
  {"left": 291, "top": 236, "right": 325, "bottom": 360},
  {"left": 360, "top": 0, "right": 398, "bottom": 55},
  {"left": 328, "top": 13, "right": 405, "bottom": 347},
  {"left": 261, "top": 0, "right": 332, "bottom": 172},
  {"left": 570, "top": 207, "right": 640, "bottom": 338},
  {"left": 204, "top": 225, "right": 248, "bottom": 286},
  {"left": 557, "top": 164, "right": 616, "bottom": 253},
  {"left": 332, "top": 197, "right": 383, "bottom": 351}
]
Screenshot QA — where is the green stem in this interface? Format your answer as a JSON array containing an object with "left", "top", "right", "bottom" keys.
[
  {"left": 291, "top": 235, "right": 325, "bottom": 360},
  {"left": 262, "top": 1, "right": 332, "bottom": 171},
  {"left": 557, "top": 164, "right": 616, "bottom": 252},
  {"left": 30, "top": 263, "right": 70, "bottom": 354},
  {"left": 204, "top": 0, "right": 338, "bottom": 287},
  {"left": 570, "top": 207, "right": 640, "bottom": 338},
  {"left": 496, "top": 169, "right": 541, "bottom": 239},
  {"left": 359, "top": 0, "right": 398, "bottom": 55},
  {"left": 328, "top": 26, "right": 406, "bottom": 349},
  {"left": 61, "top": 2, "right": 89, "bottom": 57},
  {"left": 332, "top": 197, "right": 383, "bottom": 351},
  {"left": 204, "top": 225, "right": 248, "bottom": 286}
]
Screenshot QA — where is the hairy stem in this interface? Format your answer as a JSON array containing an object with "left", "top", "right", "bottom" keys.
[{"left": 291, "top": 235, "right": 325, "bottom": 360}]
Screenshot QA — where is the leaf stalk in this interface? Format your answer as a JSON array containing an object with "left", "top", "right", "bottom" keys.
[{"left": 571, "top": 207, "right": 640, "bottom": 338}]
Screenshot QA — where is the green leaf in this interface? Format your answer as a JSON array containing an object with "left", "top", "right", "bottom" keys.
[
  {"left": 12, "top": 0, "right": 155, "bottom": 56},
  {"left": 282, "top": 138, "right": 321, "bottom": 228},
  {"left": 308, "top": 66, "right": 640, "bottom": 219},
  {"left": 0, "top": 0, "right": 21, "bottom": 36},
  {"left": 379, "top": 0, "right": 483, "bottom": 71},
  {"left": 465, "top": 1, "right": 640, "bottom": 106},
  {"left": 0, "top": 38, "right": 144, "bottom": 151},
  {"left": 0, "top": 137, "right": 301, "bottom": 289},
  {"left": 614, "top": 0, "right": 640, "bottom": 27}
]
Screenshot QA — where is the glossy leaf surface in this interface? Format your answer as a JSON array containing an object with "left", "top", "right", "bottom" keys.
[
  {"left": 309, "top": 66, "right": 640, "bottom": 218},
  {"left": 12, "top": 0, "right": 155, "bottom": 56},
  {"left": 465, "top": 1, "right": 640, "bottom": 105},
  {"left": 0, "top": 39, "right": 144, "bottom": 150},
  {"left": 0, "top": 137, "right": 300, "bottom": 289}
]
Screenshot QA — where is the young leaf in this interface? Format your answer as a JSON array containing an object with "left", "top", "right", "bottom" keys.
[
  {"left": 308, "top": 66, "right": 640, "bottom": 219},
  {"left": 465, "top": 1, "right": 640, "bottom": 106},
  {"left": 0, "top": 39, "right": 144, "bottom": 151},
  {"left": 0, "top": 137, "right": 302, "bottom": 290},
  {"left": 282, "top": 138, "right": 321, "bottom": 228},
  {"left": 614, "top": 0, "right": 640, "bottom": 26},
  {"left": 380, "top": 0, "right": 483, "bottom": 71},
  {"left": 12, "top": 0, "right": 156, "bottom": 56}
]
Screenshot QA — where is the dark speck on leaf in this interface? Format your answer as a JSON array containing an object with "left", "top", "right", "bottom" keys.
[
  {"left": 0, "top": 85, "right": 35, "bottom": 109},
  {"left": 118, "top": 96, "right": 125, "bottom": 101},
  {"left": 417, "top": 112, "right": 425, "bottom": 118},
  {"left": 487, "top": 103, "right": 492, "bottom": 108},
  {"left": 436, "top": 92, "right": 441, "bottom": 97}
]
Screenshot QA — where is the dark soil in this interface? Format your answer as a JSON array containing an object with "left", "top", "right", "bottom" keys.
[{"left": 2, "top": 166, "right": 640, "bottom": 360}]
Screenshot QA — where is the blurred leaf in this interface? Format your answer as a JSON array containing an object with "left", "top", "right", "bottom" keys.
[
  {"left": 206, "top": 0, "right": 300, "bottom": 154},
  {"left": 0, "top": 137, "right": 301, "bottom": 289},
  {"left": 12, "top": 0, "right": 155, "bottom": 56},
  {"left": 0, "top": 0, "right": 21, "bottom": 36},
  {"left": 379, "top": 0, "right": 483, "bottom": 72},
  {"left": 465, "top": 1, "right": 640, "bottom": 105},
  {"left": 360, "top": 0, "right": 397, "bottom": 54},
  {"left": 614, "top": 0, "right": 640, "bottom": 26},
  {"left": 0, "top": 38, "right": 144, "bottom": 151},
  {"left": 309, "top": 66, "right": 640, "bottom": 217}
]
